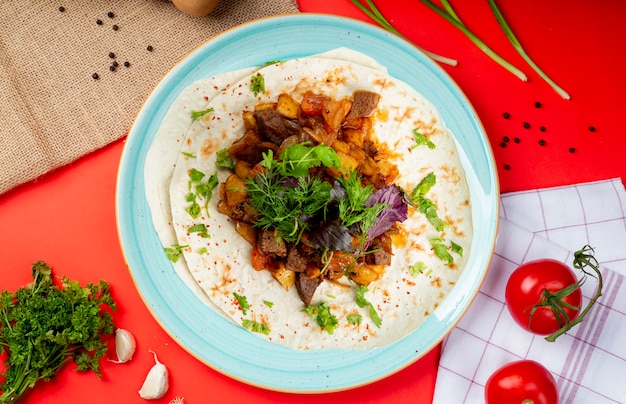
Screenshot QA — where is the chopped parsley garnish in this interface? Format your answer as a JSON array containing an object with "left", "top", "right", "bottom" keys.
[
  {"left": 164, "top": 244, "right": 188, "bottom": 263},
  {"left": 347, "top": 313, "right": 363, "bottom": 325},
  {"left": 409, "top": 261, "right": 428, "bottom": 277},
  {"left": 189, "top": 168, "right": 206, "bottom": 183},
  {"left": 275, "top": 143, "right": 341, "bottom": 177},
  {"left": 411, "top": 173, "right": 448, "bottom": 231},
  {"left": 186, "top": 169, "right": 219, "bottom": 219},
  {"left": 242, "top": 319, "right": 270, "bottom": 335},
  {"left": 355, "top": 285, "right": 382, "bottom": 328},
  {"left": 250, "top": 73, "right": 265, "bottom": 96},
  {"left": 262, "top": 60, "right": 285, "bottom": 66},
  {"left": 191, "top": 107, "right": 215, "bottom": 121},
  {"left": 451, "top": 240, "right": 463, "bottom": 257},
  {"left": 182, "top": 151, "right": 196, "bottom": 158},
  {"left": 263, "top": 300, "right": 274, "bottom": 308},
  {"left": 411, "top": 128, "right": 436, "bottom": 150},
  {"left": 303, "top": 302, "right": 338, "bottom": 334},
  {"left": 430, "top": 238, "right": 462, "bottom": 266},
  {"left": 188, "top": 223, "right": 209, "bottom": 238},
  {"left": 215, "top": 148, "right": 236, "bottom": 169},
  {"left": 233, "top": 292, "right": 250, "bottom": 315}
]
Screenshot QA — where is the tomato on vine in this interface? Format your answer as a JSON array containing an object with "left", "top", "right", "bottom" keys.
[
  {"left": 505, "top": 245, "right": 603, "bottom": 341},
  {"left": 485, "top": 360, "right": 558, "bottom": 404}
]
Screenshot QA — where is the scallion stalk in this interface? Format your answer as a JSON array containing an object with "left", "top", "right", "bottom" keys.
[
  {"left": 350, "top": 0, "right": 458, "bottom": 66},
  {"left": 487, "top": 0, "right": 570, "bottom": 99},
  {"left": 421, "top": 0, "right": 527, "bottom": 81}
]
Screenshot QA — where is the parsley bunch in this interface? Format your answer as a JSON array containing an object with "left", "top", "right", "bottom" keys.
[{"left": 0, "top": 261, "right": 116, "bottom": 402}]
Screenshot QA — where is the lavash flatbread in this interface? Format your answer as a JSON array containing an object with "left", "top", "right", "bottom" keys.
[{"left": 146, "top": 48, "right": 472, "bottom": 350}]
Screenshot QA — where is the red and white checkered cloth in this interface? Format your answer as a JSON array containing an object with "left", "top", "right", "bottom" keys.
[{"left": 434, "top": 178, "right": 626, "bottom": 403}]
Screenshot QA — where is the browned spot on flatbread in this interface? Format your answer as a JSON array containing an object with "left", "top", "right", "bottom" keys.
[
  {"left": 439, "top": 164, "right": 461, "bottom": 185},
  {"left": 430, "top": 277, "right": 443, "bottom": 288},
  {"left": 209, "top": 261, "right": 236, "bottom": 298},
  {"left": 409, "top": 237, "right": 427, "bottom": 252},
  {"left": 323, "top": 66, "right": 349, "bottom": 87},
  {"left": 444, "top": 214, "right": 466, "bottom": 239},
  {"left": 414, "top": 118, "right": 441, "bottom": 138},
  {"left": 199, "top": 138, "right": 220, "bottom": 159},
  {"left": 394, "top": 106, "right": 417, "bottom": 124},
  {"left": 371, "top": 77, "right": 395, "bottom": 90}
]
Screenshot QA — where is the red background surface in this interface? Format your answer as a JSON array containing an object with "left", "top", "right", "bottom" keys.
[{"left": 1, "top": 1, "right": 624, "bottom": 403}]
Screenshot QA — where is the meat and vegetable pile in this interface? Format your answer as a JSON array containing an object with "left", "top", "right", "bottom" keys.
[
  {"left": 217, "top": 89, "right": 408, "bottom": 306},
  {"left": 145, "top": 48, "right": 473, "bottom": 349}
]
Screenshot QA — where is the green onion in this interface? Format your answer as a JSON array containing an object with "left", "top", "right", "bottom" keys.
[
  {"left": 350, "top": 0, "right": 458, "bottom": 66},
  {"left": 486, "top": 0, "right": 570, "bottom": 99},
  {"left": 421, "top": 0, "right": 527, "bottom": 81},
  {"left": 422, "top": 0, "right": 569, "bottom": 99}
]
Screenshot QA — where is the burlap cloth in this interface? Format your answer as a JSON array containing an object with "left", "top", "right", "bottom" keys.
[{"left": 0, "top": 0, "right": 299, "bottom": 194}]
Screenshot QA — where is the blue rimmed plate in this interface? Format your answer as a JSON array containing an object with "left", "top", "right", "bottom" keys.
[{"left": 116, "top": 13, "right": 499, "bottom": 392}]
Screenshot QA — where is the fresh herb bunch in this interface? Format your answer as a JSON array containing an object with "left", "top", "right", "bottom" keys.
[
  {"left": 0, "top": 261, "right": 116, "bottom": 402},
  {"left": 245, "top": 144, "right": 407, "bottom": 251},
  {"left": 246, "top": 148, "right": 334, "bottom": 244}
]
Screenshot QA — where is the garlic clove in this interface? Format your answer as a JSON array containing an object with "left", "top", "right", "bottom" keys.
[
  {"left": 139, "top": 350, "right": 169, "bottom": 400},
  {"left": 110, "top": 328, "right": 136, "bottom": 364}
]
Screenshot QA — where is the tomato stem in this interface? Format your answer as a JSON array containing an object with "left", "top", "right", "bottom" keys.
[{"left": 544, "top": 245, "right": 603, "bottom": 342}]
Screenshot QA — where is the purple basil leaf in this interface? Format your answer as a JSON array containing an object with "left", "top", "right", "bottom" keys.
[
  {"left": 310, "top": 219, "right": 353, "bottom": 251},
  {"left": 366, "top": 185, "right": 409, "bottom": 240},
  {"left": 329, "top": 180, "right": 347, "bottom": 201}
]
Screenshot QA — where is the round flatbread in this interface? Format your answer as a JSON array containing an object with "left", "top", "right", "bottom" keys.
[{"left": 147, "top": 48, "right": 472, "bottom": 350}]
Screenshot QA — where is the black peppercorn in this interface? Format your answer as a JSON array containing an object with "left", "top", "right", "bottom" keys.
[
  {"left": 589, "top": 126, "right": 596, "bottom": 132},
  {"left": 503, "top": 136, "right": 510, "bottom": 143},
  {"left": 500, "top": 141, "right": 507, "bottom": 148},
  {"left": 514, "top": 137, "right": 521, "bottom": 143},
  {"left": 108, "top": 52, "right": 115, "bottom": 59},
  {"left": 147, "top": 45, "right": 154, "bottom": 51},
  {"left": 112, "top": 24, "right": 119, "bottom": 31},
  {"left": 92, "top": 73, "right": 99, "bottom": 80},
  {"left": 538, "top": 139, "right": 546, "bottom": 146},
  {"left": 107, "top": 11, "right": 115, "bottom": 18},
  {"left": 503, "top": 112, "right": 510, "bottom": 119},
  {"left": 58, "top": 6, "right": 65, "bottom": 12},
  {"left": 123, "top": 61, "right": 130, "bottom": 67},
  {"left": 112, "top": 61, "right": 119, "bottom": 67},
  {"left": 534, "top": 101, "right": 541, "bottom": 108},
  {"left": 96, "top": 19, "right": 103, "bottom": 25},
  {"left": 523, "top": 122, "right": 531, "bottom": 129},
  {"left": 540, "top": 126, "right": 546, "bottom": 132},
  {"left": 109, "top": 65, "right": 116, "bottom": 72},
  {"left": 504, "top": 164, "right": 511, "bottom": 171},
  {"left": 569, "top": 147, "right": 576, "bottom": 153}
]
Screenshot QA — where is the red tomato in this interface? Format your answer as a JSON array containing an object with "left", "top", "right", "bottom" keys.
[
  {"left": 485, "top": 360, "right": 559, "bottom": 404},
  {"left": 505, "top": 259, "right": 582, "bottom": 335},
  {"left": 250, "top": 244, "right": 271, "bottom": 271}
]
